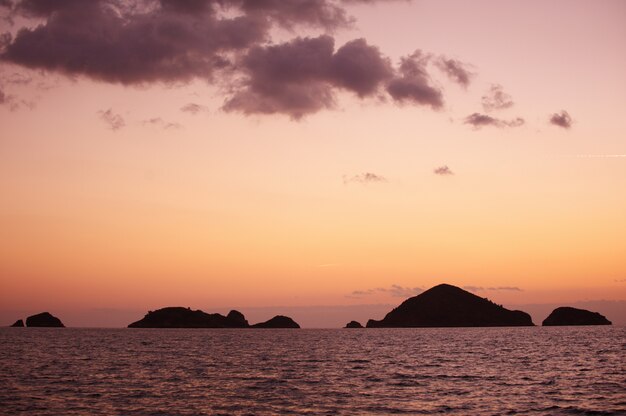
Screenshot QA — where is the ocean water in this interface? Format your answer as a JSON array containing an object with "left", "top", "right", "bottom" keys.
[{"left": 0, "top": 327, "right": 624, "bottom": 415}]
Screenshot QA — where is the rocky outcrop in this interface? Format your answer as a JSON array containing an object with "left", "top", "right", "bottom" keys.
[
  {"left": 25, "top": 312, "right": 65, "bottom": 327},
  {"left": 128, "top": 307, "right": 300, "bottom": 328},
  {"left": 10, "top": 319, "right": 24, "bottom": 327},
  {"left": 366, "top": 284, "right": 534, "bottom": 328},
  {"left": 252, "top": 315, "right": 300, "bottom": 328},
  {"left": 128, "top": 307, "right": 250, "bottom": 328},
  {"left": 542, "top": 307, "right": 611, "bottom": 326},
  {"left": 344, "top": 321, "right": 363, "bottom": 328}
]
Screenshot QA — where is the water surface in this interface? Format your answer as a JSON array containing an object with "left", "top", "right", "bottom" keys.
[{"left": 1, "top": 327, "right": 624, "bottom": 415}]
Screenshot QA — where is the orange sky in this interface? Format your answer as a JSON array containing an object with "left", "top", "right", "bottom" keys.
[{"left": 0, "top": 0, "right": 625, "bottom": 326}]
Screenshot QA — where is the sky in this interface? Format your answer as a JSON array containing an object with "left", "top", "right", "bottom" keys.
[{"left": 1, "top": 0, "right": 625, "bottom": 327}]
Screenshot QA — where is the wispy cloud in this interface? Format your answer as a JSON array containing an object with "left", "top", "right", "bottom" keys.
[
  {"left": 343, "top": 172, "right": 388, "bottom": 184},
  {"left": 464, "top": 113, "right": 524, "bottom": 129},
  {"left": 142, "top": 117, "right": 182, "bottom": 130},
  {"left": 98, "top": 109, "right": 125, "bottom": 131},
  {"left": 481, "top": 84, "right": 513, "bottom": 112},
  {"left": 180, "top": 103, "right": 209, "bottom": 115},
  {"left": 434, "top": 165, "right": 454, "bottom": 176},
  {"left": 463, "top": 286, "right": 523, "bottom": 293},
  {"left": 347, "top": 284, "right": 423, "bottom": 299},
  {"left": 435, "top": 56, "right": 473, "bottom": 88},
  {"left": 549, "top": 110, "right": 572, "bottom": 129}
]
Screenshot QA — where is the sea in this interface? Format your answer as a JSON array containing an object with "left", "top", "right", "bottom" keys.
[{"left": 0, "top": 326, "right": 624, "bottom": 415}]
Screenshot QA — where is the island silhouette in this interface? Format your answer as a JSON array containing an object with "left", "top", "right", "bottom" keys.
[
  {"left": 542, "top": 306, "right": 612, "bottom": 326},
  {"left": 366, "top": 283, "right": 534, "bottom": 327},
  {"left": 7, "top": 285, "right": 615, "bottom": 328},
  {"left": 9, "top": 312, "right": 66, "bottom": 327},
  {"left": 128, "top": 307, "right": 300, "bottom": 328}
]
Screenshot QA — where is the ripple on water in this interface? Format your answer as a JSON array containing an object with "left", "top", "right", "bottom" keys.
[{"left": 0, "top": 327, "right": 624, "bottom": 415}]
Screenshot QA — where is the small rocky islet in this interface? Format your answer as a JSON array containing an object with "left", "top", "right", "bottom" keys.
[
  {"left": 8, "top": 312, "right": 65, "bottom": 328},
  {"left": 542, "top": 306, "right": 612, "bottom": 326}
]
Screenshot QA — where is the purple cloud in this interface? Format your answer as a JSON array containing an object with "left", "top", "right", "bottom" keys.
[
  {"left": 386, "top": 51, "right": 443, "bottom": 109},
  {"left": 435, "top": 56, "right": 472, "bottom": 88},
  {"left": 98, "top": 108, "right": 125, "bottom": 131},
  {"left": 348, "top": 284, "right": 423, "bottom": 298},
  {"left": 481, "top": 84, "right": 514, "bottom": 112},
  {"left": 0, "top": 0, "right": 467, "bottom": 119},
  {"left": 142, "top": 117, "right": 182, "bottom": 130},
  {"left": 549, "top": 110, "right": 572, "bottom": 129},
  {"left": 434, "top": 165, "right": 454, "bottom": 175},
  {"left": 464, "top": 113, "right": 524, "bottom": 129},
  {"left": 181, "top": 103, "right": 208, "bottom": 115},
  {"left": 343, "top": 172, "right": 388, "bottom": 184}
]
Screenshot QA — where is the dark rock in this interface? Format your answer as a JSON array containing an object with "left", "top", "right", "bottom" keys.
[
  {"left": 226, "top": 310, "right": 249, "bottom": 327},
  {"left": 25, "top": 312, "right": 65, "bottom": 327},
  {"left": 344, "top": 321, "right": 363, "bottom": 328},
  {"left": 542, "top": 307, "right": 611, "bottom": 326},
  {"left": 252, "top": 315, "right": 300, "bottom": 328},
  {"left": 128, "top": 307, "right": 250, "bottom": 328},
  {"left": 366, "top": 283, "right": 534, "bottom": 328},
  {"left": 10, "top": 319, "right": 24, "bottom": 327}
]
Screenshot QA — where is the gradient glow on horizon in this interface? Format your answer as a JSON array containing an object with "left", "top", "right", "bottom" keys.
[{"left": 1, "top": 0, "right": 625, "bottom": 326}]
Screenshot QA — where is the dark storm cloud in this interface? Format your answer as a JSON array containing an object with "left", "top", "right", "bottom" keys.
[
  {"left": 1, "top": 0, "right": 464, "bottom": 118},
  {"left": 481, "top": 84, "right": 513, "bottom": 112},
  {"left": 98, "top": 108, "right": 125, "bottom": 130},
  {"left": 433, "top": 165, "right": 453, "bottom": 175},
  {"left": 435, "top": 56, "right": 472, "bottom": 88},
  {"left": 343, "top": 172, "right": 388, "bottom": 184},
  {"left": 386, "top": 51, "right": 443, "bottom": 109},
  {"left": 549, "top": 110, "right": 572, "bottom": 129},
  {"left": 464, "top": 113, "right": 524, "bottom": 129}
]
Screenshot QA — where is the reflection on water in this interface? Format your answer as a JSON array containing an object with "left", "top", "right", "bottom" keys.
[{"left": 1, "top": 327, "right": 624, "bottom": 415}]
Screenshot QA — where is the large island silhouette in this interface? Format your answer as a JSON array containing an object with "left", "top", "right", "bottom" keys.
[
  {"left": 366, "top": 283, "right": 534, "bottom": 327},
  {"left": 128, "top": 307, "right": 300, "bottom": 328}
]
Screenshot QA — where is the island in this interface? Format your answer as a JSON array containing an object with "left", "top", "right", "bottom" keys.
[
  {"left": 25, "top": 312, "right": 65, "bottom": 327},
  {"left": 344, "top": 321, "right": 364, "bottom": 328},
  {"left": 128, "top": 307, "right": 300, "bottom": 328},
  {"left": 542, "top": 307, "right": 611, "bottom": 326},
  {"left": 366, "top": 283, "right": 534, "bottom": 327},
  {"left": 10, "top": 319, "right": 24, "bottom": 327},
  {"left": 252, "top": 315, "right": 300, "bottom": 328}
]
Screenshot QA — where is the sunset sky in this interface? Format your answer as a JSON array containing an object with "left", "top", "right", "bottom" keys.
[{"left": 1, "top": 0, "right": 625, "bottom": 327}]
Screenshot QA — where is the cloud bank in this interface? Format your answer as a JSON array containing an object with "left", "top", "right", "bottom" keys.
[{"left": 0, "top": 0, "right": 473, "bottom": 118}]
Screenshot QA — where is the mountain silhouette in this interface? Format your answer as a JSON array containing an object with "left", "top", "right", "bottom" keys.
[
  {"left": 366, "top": 284, "right": 534, "bottom": 327},
  {"left": 542, "top": 307, "right": 611, "bottom": 326}
]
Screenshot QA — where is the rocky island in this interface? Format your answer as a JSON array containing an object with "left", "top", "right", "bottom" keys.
[
  {"left": 128, "top": 307, "right": 300, "bottom": 328},
  {"left": 344, "top": 321, "right": 363, "bottom": 328},
  {"left": 542, "top": 307, "right": 611, "bottom": 326},
  {"left": 366, "top": 283, "right": 534, "bottom": 327},
  {"left": 25, "top": 312, "right": 65, "bottom": 327},
  {"left": 252, "top": 315, "right": 300, "bottom": 328},
  {"left": 10, "top": 319, "right": 24, "bottom": 327}
]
